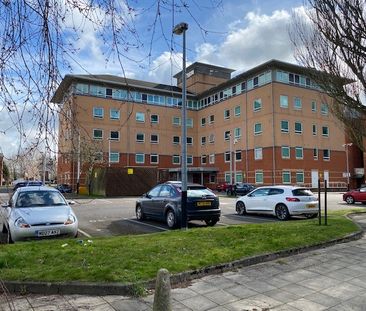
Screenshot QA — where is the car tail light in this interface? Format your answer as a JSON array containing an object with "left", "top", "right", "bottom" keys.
[{"left": 286, "top": 197, "right": 300, "bottom": 202}]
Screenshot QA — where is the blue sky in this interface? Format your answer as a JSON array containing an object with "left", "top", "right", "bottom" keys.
[{"left": 0, "top": 0, "right": 306, "bottom": 158}]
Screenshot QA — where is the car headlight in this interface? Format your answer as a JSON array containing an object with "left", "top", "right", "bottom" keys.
[
  {"left": 15, "top": 217, "right": 30, "bottom": 228},
  {"left": 64, "top": 215, "right": 76, "bottom": 225}
]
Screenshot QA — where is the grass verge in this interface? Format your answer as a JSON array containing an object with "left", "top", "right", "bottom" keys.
[{"left": 0, "top": 210, "right": 361, "bottom": 284}]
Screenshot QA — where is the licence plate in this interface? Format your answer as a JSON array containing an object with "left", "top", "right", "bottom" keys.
[
  {"left": 197, "top": 201, "right": 211, "bottom": 207},
  {"left": 307, "top": 204, "right": 316, "bottom": 208},
  {"left": 37, "top": 229, "right": 61, "bottom": 237}
]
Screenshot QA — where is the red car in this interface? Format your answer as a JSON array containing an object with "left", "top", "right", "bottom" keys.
[
  {"left": 216, "top": 182, "right": 230, "bottom": 192},
  {"left": 343, "top": 187, "right": 366, "bottom": 204}
]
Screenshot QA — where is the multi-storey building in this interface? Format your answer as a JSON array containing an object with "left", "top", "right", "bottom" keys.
[{"left": 52, "top": 60, "right": 363, "bottom": 192}]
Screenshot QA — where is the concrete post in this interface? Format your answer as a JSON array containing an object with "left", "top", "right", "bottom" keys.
[{"left": 153, "top": 268, "right": 172, "bottom": 311}]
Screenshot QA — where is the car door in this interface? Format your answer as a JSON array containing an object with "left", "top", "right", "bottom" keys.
[
  {"left": 355, "top": 187, "right": 366, "bottom": 202},
  {"left": 245, "top": 188, "right": 270, "bottom": 212},
  {"left": 153, "top": 185, "right": 174, "bottom": 219},
  {"left": 142, "top": 185, "right": 162, "bottom": 217}
]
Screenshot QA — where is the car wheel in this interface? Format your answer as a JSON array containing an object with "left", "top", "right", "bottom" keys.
[
  {"left": 166, "top": 210, "right": 177, "bottom": 229},
  {"left": 205, "top": 219, "right": 218, "bottom": 226},
  {"left": 136, "top": 205, "right": 145, "bottom": 221},
  {"left": 345, "top": 196, "right": 355, "bottom": 204},
  {"left": 305, "top": 213, "right": 318, "bottom": 219},
  {"left": 275, "top": 204, "right": 290, "bottom": 221},
  {"left": 235, "top": 201, "right": 246, "bottom": 215}
]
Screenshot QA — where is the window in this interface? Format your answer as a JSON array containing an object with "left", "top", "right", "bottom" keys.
[
  {"left": 224, "top": 109, "right": 230, "bottom": 120},
  {"left": 109, "top": 152, "right": 119, "bottom": 163},
  {"left": 235, "top": 150, "right": 242, "bottom": 161},
  {"left": 187, "top": 155, "right": 193, "bottom": 165},
  {"left": 201, "top": 136, "right": 206, "bottom": 145},
  {"left": 106, "top": 88, "right": 113, "bottom": 98},
  {"left": 255, "top": 170, "right": 264, "bottom": 184},
  {"left": 93, "top": 107, "right": 104, "bottom": 118},
  {"left": 110, "top": 131, "right": 119, "bottom": 141},
  {"left": 224, "top": 131, "right": 231, "bottom": 141},
  {"left": 225, "top": 172, "right": 231, "bottom": 183},
  {"left": 295, "top": 147, "right": 303, "bottom": 159},
  {"left": 254, "top": 147, "right": 263, "bottom": 160},
  {"left": 282, "top": 171, "right": 291, "bottom": 184},
  {"left": 93, "top": 129, "right": 103, "bottom": 140},
  {"left": 209, "top": 115, "right": 215, "bottom": 124},
  {"left": 312, "top": 124, "right": 317, "bottom": 136},
  {"left": 254, "top": 123, "right": 262, "bottom": 135},
  {"left": 172, "top": 155, "right": 180, "bottom": 165},
  {"left": 173, "top": 136, "right": 180, "bottom": 144},
  {"left": 281, "top": 146, "right": 290, "bottom": 159},
  {"left": 225, "top": 151, "right": 231, "bottom": 162},
  {"left": 235, "top": 106, "right": 241, "bottom": 116},
  {"left": 110, "top": 109, "right": 120, "bottom": 120},
  {"left": 235, "top": 172, "right": 243, "bottom": 183},
  {"left": 209, "top": 174, "right": 216, "bottom": 183},
  {"left": 234, "top": 127, "right": 241, "bottom": 139},
  {"left": 294, "top": 97, "right": 302, "bottom": 110},
  {"left": 322, "top": 126, "right": 329, "bottom": 137},
  {"left": 136, "top": 112, "right": 145, "bottom": 122},
  {"left": 296, "top": 171, "right": 304, "bottom": 183},
  {"left": 201, "top": 155, "right": 207, "bottom": 165},
  {"left": 209, "top": 134, "right": 215, "bottom": 144},
  {"left": 201, "top": 117, "right": 206, "bottom": 126},
  {"left": 186, "top": 118, "right": 193, "bottom": 128},
  {"left": 294, "top": 122, "right": 302, "bottom": 134},
  {"left": 136, "top": 133, "right": 145, "bottom": 143},
  {"left": 321, "top": 103, "right": 329, "bottom": 115},
  {"left": 209, "top": 154, "right": 215, "bottom": 164},
  {"left": 313, "top": 148, "right": 318, "bottom": 160},
  {"left": 173, "top": 116, "right": 181, "bottom": 126},
  {"left": 187, "top": 137, "right": 193, "bottom": 145},
  {"left": 311, "top": 101, "right": 317, "bottom": 112},
  {"left": 150, "top": 154, "right": 159, "bottom": 164},
  {"left": 281, "top": 120, "right": 289, "bottom": 133},
  {"left": 135, "top": 153, "right": 145, "bottom": 164},
  {"left": 150, "top": 134, "right": 159, "bottom": 144},
  {"left": 150, "top": 114, "right": 159, "bottom": 124},
  {"left": 323, "top": 149, "right": 330, "bottom": 160},
  {"left": 280, "top": 95, "right": 288, "bottom": 108},
  {"left": 253, "top": 99, "right": 262, "bottom": 111}
]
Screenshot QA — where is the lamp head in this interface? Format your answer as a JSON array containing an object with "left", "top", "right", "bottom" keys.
[{"left": 173, "top": 22, "right": 188, "bottom": 35}]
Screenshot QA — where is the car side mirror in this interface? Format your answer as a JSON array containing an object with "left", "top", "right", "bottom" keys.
[{"left": 2, "top": 202, "right": 10, "bottom": 208}]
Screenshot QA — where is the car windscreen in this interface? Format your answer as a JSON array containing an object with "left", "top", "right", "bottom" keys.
[
  {"left": 15, "top": 191, "right": 67, "bottom": 208},
  {"left": 187, "top": 187, "right": 215, "bottom": 198},
  {"left": 292, "top": 189, "right": 314, "bottom": 196}
]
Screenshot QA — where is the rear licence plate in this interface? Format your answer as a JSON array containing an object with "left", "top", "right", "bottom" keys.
[
  {"left": 307, "top": 204, "right": 316, "bottom": 208},
  {"left": 37, "top": 229, "right": 61, "bottom": 237},
  {"left": 197, "top": 201, "right": 211, "bottom": 207}
]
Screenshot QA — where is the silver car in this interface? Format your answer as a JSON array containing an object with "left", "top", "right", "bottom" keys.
[{"left": 1, "top": 186, "right": 78, "bottom": 243}]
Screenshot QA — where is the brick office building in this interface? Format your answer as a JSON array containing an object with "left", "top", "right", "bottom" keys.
[{"left": 52, "top": 60, "right": 364, "bottom": 193}]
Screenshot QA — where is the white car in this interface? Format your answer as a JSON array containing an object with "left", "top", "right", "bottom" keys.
[
  {"left": 235, "top": 185, "right": 318, "bottom": 220},
  {"left": 1, "top": 186, "right": 78, "bottom": 243}
]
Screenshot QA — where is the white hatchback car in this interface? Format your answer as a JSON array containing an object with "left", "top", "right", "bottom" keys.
[
  {"left": 1, "top": 186, "right": 78, "bottom": 243},
  {"left": 235, "top": 185, "right": 318, "bottom": 220}
]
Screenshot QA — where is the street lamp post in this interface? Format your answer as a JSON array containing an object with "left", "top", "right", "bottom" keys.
[
  {"left": 173, "top": 22, "right": 188, "bottom": 229},
  {"left": 342, "top": 143, "right": 353, "bottom": 191}
]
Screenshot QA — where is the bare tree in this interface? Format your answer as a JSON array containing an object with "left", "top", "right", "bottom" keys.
[
  {"left": 290, "top": 0, "right": 366, "bottom": 149},
  {"left": 0, "top": 0, "right": 222, "bottom": 156}
]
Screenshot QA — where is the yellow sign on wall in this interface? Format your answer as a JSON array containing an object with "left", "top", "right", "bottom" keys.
[{"left": 127, "top": 168, "right": 134, "bottom": 175}]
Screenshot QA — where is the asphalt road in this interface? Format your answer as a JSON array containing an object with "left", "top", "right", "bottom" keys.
[{"left": 0, "top": 190, "right": 364, "bottom": 241}]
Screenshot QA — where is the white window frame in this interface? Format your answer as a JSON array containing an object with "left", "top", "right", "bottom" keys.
[
  {"left": 255, "top": 170, "right": 264, "bottom": 184},
  {"left": 136, "top": 133, "right": 145, "bottom": 143},
  {"left": 109, "top": 152, "right": 119, "bottom": 163},
  {"left": 110, "top": 131, "right": 120, "bottom": 141},
  {"left": 254, "top": 123, "right": 262, "bottom": 135},
  {"left": 296, "top": 171, "right": 304, "bottom": 184},
  {"left": 136, "top": 112, "right": 145, "bottom": 123},
  {"left": 224, "top": 109, "right": 231, "bottom": 120},
  {"left": 172, "top": 155, "right": 180, "bottom": 165},
  {"left": 110, "top": 108, "right": 120, "bottom": 120},
  {"left": 322, "top": 126, "right": 329, "bottom": 137},
  {"left": 173, "top": 116, "right": 181, "bottom": 126},
  {"left": 281, "top": 120, "right": 289, "bottom": 133},
  {"left": 234, "top": 106, "right": 241, "bottom": 116},
  {"left": 209, "top": 154, "right": 215, "bottom": 164},
  {"left": 150, "top": 154, "right": 159, "bottom": 164},
  {"left": 295, "top": 147, "right": 303, "bottom": 159},
  {"left": 173, "top": 136, "right": 180, "bottom": 145},
  {"left": 93, "top": 129, "right": 103, "bottom": 140},
  {"left": 281, "top": 146, "right": 290, "bottom": 159},
  {"left": 280, "top": 95, "right": 288, "bottom": 108},
  {"left": 294, "top": 122, "right": 303, "bottom": 134},
  {"left": 150, "top": 134, "right": 159, "bottom": 144},
  {"left": 282, "top": 171, "right": 291, "bottom": 184},
  {"left": 93, "top": 107, "right": 104, "bottom": 119},
  {"left": 254, "top": 147, "right": 263, "bottom": 160},
  {"left": 253, "top": 99, "right": 262, "bottom": 112},
  {"left": 135, "top": 153, "right": 145, "bottom": 164},
  {"left": 294, "top": 97, "right": 302, "bottom": 110},
  {"left": 150, "top": 114, "right": 159, "bottom": 124}
]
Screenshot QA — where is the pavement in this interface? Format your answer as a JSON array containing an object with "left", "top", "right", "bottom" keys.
[{"left": 1, "top": 214, "right": 366, "bottom": 311}]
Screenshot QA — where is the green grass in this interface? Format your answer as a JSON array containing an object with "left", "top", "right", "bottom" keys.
[{"left": 0, "top": 210, "right": 362, "bottom": 284}]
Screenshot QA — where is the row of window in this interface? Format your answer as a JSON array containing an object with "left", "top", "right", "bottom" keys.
[
  {"left": 254, "top": 122, "right": 329, "bottom": 136},
  {"left": 106, "top": 146, "right": 331, "bottom": 166},
  {"left": 224, "top": 170, "right": 306, "bottom": 184}
]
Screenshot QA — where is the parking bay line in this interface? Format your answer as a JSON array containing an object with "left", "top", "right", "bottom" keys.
[
  {"left": 225, "top": 214, "right": 278, "bottom": 222},
  {"left": 78, "top": 228, "right": 93, "bottom": 238},
  {"left": 124, "top": 218, "right": 169, "bottom": 231}
]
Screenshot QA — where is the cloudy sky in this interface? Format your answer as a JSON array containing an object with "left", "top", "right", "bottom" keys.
[{"left": 0, "top": 0, "right": 305, "bottom": 158}]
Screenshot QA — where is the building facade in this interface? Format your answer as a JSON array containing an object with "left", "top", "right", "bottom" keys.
[{"left": 53, "top": 60, "right": 363, "bottom": 191}]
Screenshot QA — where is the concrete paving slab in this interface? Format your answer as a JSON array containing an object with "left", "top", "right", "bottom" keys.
[{"left": 287, "top": 298, "right": 327, "bottom": 311}]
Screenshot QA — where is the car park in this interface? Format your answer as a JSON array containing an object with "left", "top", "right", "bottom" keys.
[
  {"left": 1, "top": 186, "right": 78, "bottom": 243},
  {"left": 135, "top": 181, "right": 221, "bottom": 228},
  {"left": 235, "top": 185, "right": 318, "bottom": 220},
  {"left": 56, "top": 184, "right": 73, "bottom": 193},
  {"left": 343, "top": 187, "right": 366, "bottom": 204}
]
